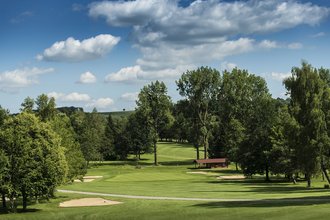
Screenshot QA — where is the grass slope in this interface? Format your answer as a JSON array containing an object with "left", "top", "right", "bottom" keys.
[{"left": 2, "top": 142, "right": 330, "bottom": 220}]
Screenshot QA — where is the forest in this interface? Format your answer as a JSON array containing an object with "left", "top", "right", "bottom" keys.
[{"left": 1, "top": 61, "right": 330, "bottom": 212}]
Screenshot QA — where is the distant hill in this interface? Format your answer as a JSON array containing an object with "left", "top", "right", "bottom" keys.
[
  {"left": 98, "top": 110, "right": 134, "bottom": 119},
  {"left": 57, "top": 106, "right": 134, "bottom": 119}
]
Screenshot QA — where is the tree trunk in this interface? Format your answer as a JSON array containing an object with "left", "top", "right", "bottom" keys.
[
  {"left": 154, "top": 141, "right": 158, "bottom": 166},
  {"left": 265, "top": 164, "right": 270, "bottom": 182},
  {"left": 35, "top": 195, "right": 39, "bottom": 204},
  {"left": 235, "top": 162, "right": 238, "bottom": 171},
  {"left": 306, "top": 174, "right": 311, "bottom": 188},
  {"left": 203, "top": 137, "right": 209, "bottom": 159},
  {"left": 321, "top": 159, "right": 330, "bottom": 184},
  {"left": 9, "top": 193, "right": 16, "bottom": 213},
  {"left": 22, "top": 190, "right": 27, "bottom": 211},
  {"left": 196, "top": 145, "right": 200, "bottom": 160},
  {"left": 1, "top": 192, "right": 6, "bottom": 208}
]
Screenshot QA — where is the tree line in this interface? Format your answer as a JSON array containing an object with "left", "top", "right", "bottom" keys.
[{"left": 1, "top": 62, "right": 330, "bottom": 212}]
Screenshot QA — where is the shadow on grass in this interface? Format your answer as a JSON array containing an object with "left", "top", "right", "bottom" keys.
[
  {"left": 0, "top": 208, "right": 40, "bottom": 215},
  {"left": 193, "top": 195, "right": 330, "bottom": 208}
]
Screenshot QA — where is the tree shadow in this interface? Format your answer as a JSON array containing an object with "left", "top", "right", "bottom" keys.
[
  {"left": 193, "top": 195, "right": 330, "bottom": 208},
  {"left": 0, "top": 207, "right": 40, "bottom": 215}
]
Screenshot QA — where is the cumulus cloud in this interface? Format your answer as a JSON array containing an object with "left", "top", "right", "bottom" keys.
[
  {"left": 90, "top": 0, "right": 329, "bottom": 39},
  {"left": 0, "top": 67, "right": 54, "bottom": 93},
  {"left": 288, "top": 42, "right": 303, "bottom": 49},
  {"left": 48, "top": 92, "right": 114, "bottom": 110},
  {"left": 271, "top": 72, "right": 291, "bottom": 81},
  {"left": 105, "top": 65, "right": 142, "bottom": 83},
  {"left": 77, "top": 71, "right": 97, "bottom": 84},
  {"left": 86, "top": 98, "right": 114, "bottom": 109},
  {"left": 48, "top": 92, "right": 91, "bottom": 102},
  {"left": 259, "top": 40, "right": 279, "bottom": 49},
  {"left": 37, "top": 34, "right": 120, "bottom": 62},
  {"left": 90, "top": 0, "right": 329, "bottom": 81},
  {"left": 221, "top": 61, "right": 237, "bottom": 72},
  {"left": 120, "top": 92, "right": 139, "bottom": 102}
]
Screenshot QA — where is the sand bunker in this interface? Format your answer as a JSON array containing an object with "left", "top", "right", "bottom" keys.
[
  {"left": 217, "top": 175, "right": 245, "bottom": 180},
  {"left": 74, "top": 176, "right": 103, "bottom": 183},
  {"left": 59, "top": 198, "right": 122, "bottom": 207}
]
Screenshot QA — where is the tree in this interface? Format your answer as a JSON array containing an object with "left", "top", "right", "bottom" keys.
[
  {"left": 0, "top": 113, "right": 67, "bottom": 211},
  {"left": 79, "top": 108, "right": 105, "bottom": 165},
  {"left": 177, "top": 67, "right": 221, "bottom": 159},
  {"left": 49, "top": 113, "right": 87, "bottom": 182},
  {"left": 136, "top": 81, "right": 172, "bottom": 165},
  {"left": 270, "top": 105, "right": 299, "bottom": 182},
  {"left": 0, "top": 149, "right": 8, "bottom": 209},
  {"left": 0, "top": 106, "right": 9, "bottom": 209},
  {"left": 214, "top": 68, "right": 273, "bottom": 179},
  {"left": 284, "top": 62, "right": 329, "bottom": 187},
  {"left": 100, "top": 114, "right": 117, "bottom": 161},
  {"left": 126, "top": 111, "right": 153, "bottom": 160},
  {"left": 20, "top": 96, "right": 35, "bottom": 113},
  {"left": 35, "top": 94, "right": 57, "bottom": 121}
]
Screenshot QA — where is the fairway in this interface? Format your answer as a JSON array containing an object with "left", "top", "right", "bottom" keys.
[{"left": 2, "top": 142, "right": 330, "bottom": 220}]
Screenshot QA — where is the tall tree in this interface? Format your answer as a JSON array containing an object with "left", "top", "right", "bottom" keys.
[
  {"left": 136, "top": 81, "right": 172, "bottom": 165},
  {"left": 284, "top": 62, "right": 328, "bottom": 187},
  {"left": 126, "top": 111, "right": 153, "bottom": 160},
  {"left": 177, "top": 67, "right": 221, "bottom": 159},
  {"left": 49, "top": 113, "right": 87, "bottom": 182},
  {"left": 79, "top": 108, "right": 105, "bottom": 165},
  {"left": 0, "top": 113, "right": 67, "bottom": 211},
  {"left": 270, "top": 105, "right": 299, "bottom": 182},
  {"left": 35, "top": 94, "right": 57, "bottom": 121},
  {"left": 20, "top": 96, "right": 35, "bottom": 113}
]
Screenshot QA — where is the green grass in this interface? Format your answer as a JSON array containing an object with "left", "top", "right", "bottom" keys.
[{"left": 2, "top": 142, "right": 330, "bottom": 219}]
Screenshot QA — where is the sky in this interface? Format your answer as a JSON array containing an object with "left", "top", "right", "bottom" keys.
[{"left": 1, "top": 0, "right": 330, "bottom": 113}]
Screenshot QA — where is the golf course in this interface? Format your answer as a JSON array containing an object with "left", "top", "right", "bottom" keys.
[{"left": 2, "top": 142, "right": 330, "bottom": 220}]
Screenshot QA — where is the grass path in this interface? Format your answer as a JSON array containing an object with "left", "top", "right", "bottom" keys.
[{"left": 58, "top": 189, "right": 330, "bottom": 203}]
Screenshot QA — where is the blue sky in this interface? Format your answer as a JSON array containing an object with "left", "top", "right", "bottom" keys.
[{"left": 1, "top": 0, "right": 330, "bottom": 113}]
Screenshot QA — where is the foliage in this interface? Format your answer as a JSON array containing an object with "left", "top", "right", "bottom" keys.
[
  {"left": 136, "top": 80, "right": 172, "bottom": 165},
  {"left": 177, "top": 66, "right": 221, "bottom": 159},
  {"left": 0, "top": 113, "right": 68, "bottom": 211},
  {"left": 79, "top": 108, "right": 105, "bottom": 165},
  {"left": 284, "top": 62, "right": 329, "bottom": 187},
  {"left": 49, "top": 113, "right": 87, "bottom": 182}
]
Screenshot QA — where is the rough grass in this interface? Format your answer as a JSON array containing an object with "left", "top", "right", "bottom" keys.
[{"left": 2, "top": 142, "right": 330, "bottom": 220}]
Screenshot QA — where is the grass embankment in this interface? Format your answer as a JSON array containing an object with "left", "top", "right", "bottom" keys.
[{"left": 2, "top": 142, "right": 330, "bottom": 220}]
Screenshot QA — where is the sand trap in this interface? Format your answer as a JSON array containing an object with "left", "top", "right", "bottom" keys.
[
  {"left": 59, "top": 198, "right": 122, "bottom": 207},
  {"left": 74, "top": 176, "right": 103, "bottom": 183},
  {"left": 217, "top": 175, "right": 245, "bottom": 180}
]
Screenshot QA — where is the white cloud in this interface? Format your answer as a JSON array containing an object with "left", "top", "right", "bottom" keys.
[
  {"left": 271, "top": 72, "right": 291, "bottom": 81},
  {"left": 90, "top": 0, "right": 329, "bottom": 81},
  {"left": 90, "top": 0, "right": 329, "bottom": 42},
  {"left": 86, "top": 98, "right": 114, "bottom": 109},
  {"left": 120, "top": 92, "right": 139, "bottom": 102},
  {"left": 311, "top": 32, "right": 326, "bottom": 38},
  {"left": 48, "top": 92, "right": 91, "bottom": 102},
  {"left": 77, "top": 71, "right": 97, "bottom": 84},
  {"left": 0, "top": 67, "right": 54, "bottom": 93},
  {"left": 221, "top": 61, "right": 237, "bottom": 72},
  {"left": 105, "top": 65, "right": 142, "bottom": 83},
  {"left": 37, "top": 34, "right": 120, "bottom": 62},
  {"left": 259, "top": 40, "right": 279, "bottom": 49},
  {"left": 288, "top": 42, "right": 303, "bottom": 49}
]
